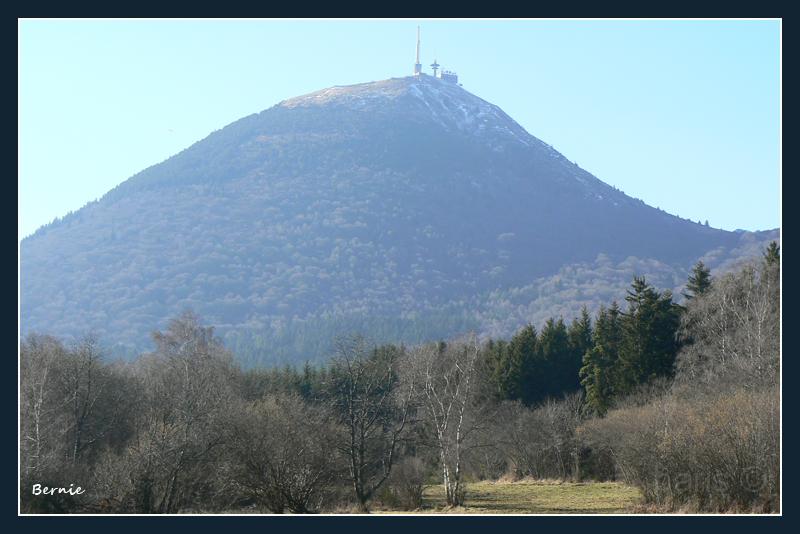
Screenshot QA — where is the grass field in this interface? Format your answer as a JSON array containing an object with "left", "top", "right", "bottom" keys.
[{"left": 382, "top": 479, "right": 643, "bottom": 514}]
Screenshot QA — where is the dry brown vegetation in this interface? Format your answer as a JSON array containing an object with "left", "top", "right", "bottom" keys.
[{"left": 375, "top": 479, "right": 642, "bottom": 514}]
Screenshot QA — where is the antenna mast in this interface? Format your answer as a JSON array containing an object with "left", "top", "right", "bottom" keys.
[{"left": 414, "top": 26, "right": 422, "bottom": 76}]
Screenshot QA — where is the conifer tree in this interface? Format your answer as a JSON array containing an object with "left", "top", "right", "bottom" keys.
[
  {"left": 684, "top": 260, "right": 712, "bottom": 300},
  {"left": 764, "top": 241, "right": 780, "bottom": 266},
  {"left": 483, "top": 338, "right": 509, "bottom": 401},
  {"left": 507, "top": 324, "right": 537, "bottom": 402},
  {"left": 300, "top": 361, "right": 315, "bottom": 399},
  {"left": 567, "top": 306, "right": 593, "bottom": 389},
  {"left": 617, "top": 277, "right": 682, "bottom": 395},
  {"left": 530, "top": 317, "right": 572, "bottom": 404},
  {"left": 579, "top": 303, "right": 622, "bottom": 416}
]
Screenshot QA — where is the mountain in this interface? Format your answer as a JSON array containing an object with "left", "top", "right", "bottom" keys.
[{"left": 20, "top": 75, "right": 777, "bottom": 366}]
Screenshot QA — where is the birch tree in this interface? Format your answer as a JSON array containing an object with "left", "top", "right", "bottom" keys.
[
  {"left": 20, "top": 335, "right": 68, "bottom": 482},
  {"left": 676, "top": 259, "right": 779, "bottom": 390},
  {"left": 409, "top": 335, "right": 481, "bottom": 507}
]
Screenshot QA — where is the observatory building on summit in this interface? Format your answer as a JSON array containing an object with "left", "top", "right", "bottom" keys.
[{"left": 413, "top": 27, "right": 459, "bottom": 85}]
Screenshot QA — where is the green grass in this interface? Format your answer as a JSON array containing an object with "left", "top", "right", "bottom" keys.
[{"left": 388, "top": 479, "right": 643, "bottom": 514}]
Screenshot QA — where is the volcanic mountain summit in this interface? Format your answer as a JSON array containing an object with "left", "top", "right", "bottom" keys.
[{"left": 21, "top": 75, "right": 774, "bottom": 365}]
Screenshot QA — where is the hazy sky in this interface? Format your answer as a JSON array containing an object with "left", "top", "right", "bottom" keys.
[{"left": 19, "top": 19, "right": 780, "bottom": 237}]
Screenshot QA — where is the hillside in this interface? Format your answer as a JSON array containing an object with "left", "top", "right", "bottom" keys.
[{"left": 20, "top": 75, "right": 776, "bottom": 366}]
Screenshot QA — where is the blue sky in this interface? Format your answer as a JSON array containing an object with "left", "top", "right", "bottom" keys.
[{"left": 19, "top": 19, "right": 780, "bottom": 237}]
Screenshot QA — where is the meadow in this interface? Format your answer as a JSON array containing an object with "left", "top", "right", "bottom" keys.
[{"left": 379, "top": 480, "right": 642, "bottom": 514}]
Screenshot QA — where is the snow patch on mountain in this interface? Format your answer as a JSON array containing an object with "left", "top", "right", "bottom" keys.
[{"left": 282, "top": 76, "right": 541, "bottom": 149}]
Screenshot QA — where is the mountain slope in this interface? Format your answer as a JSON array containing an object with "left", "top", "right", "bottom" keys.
[{"left": 21, "top": 76, "right": 769, "bottom": 365}]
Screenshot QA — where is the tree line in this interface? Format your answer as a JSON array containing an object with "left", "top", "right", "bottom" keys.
[{"left": 20, "top": 243, "right": 780, "bottom": 513}]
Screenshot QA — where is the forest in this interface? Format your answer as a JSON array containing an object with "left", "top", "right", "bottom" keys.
[{"left": 19, "top": 243, "right": 780, "bottom": 514}]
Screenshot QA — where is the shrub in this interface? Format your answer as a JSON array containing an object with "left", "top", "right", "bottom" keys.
[
  {"left": 580, "top": 387, "right": 779, "bottom": 512},
  {"left": 385, "top": 456, "right": 428, "bottom": 510}
]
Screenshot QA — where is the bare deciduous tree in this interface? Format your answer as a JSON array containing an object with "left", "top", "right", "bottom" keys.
[
  {"left": 59, "top": 335, "right": 133, "bottom": 465},
  {"left": 113, "top": 312, "right": 237, "bottom": 513},
  {"left": 226, "top": 394, "right": 339, "bottom": 513},
  {"left": 677, "top": 260, "right": 779, "bottom": 390},
  {"left": 491, "top": 391, "right": 585, "bottom": 481},
  {"left": 20, "top": 335, "right": 68, "bottom": 481},
  {"left": 326, "top": 335, "right": 414, "bottom": 512},
  {"left": 21, "top": 334, "right": 136, "bottom": 512}
]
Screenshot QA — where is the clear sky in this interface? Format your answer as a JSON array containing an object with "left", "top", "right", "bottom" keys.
[{"left": 19, "top": 19, "right": 780, "bottom": 238}]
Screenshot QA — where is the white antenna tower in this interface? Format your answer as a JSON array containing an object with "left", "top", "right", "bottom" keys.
[{"left": 414, "top": 26, "right": 422, "bottom": 76}]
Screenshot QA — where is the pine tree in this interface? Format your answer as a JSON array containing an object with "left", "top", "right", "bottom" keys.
[
  {"left": 684, "top": 261, "right": 712, "bottom": 300},
  {"left": 300, "top": 360, "right": 315, "bottom": 399},
  {"left": 567, "top": 306, "right": 593, "bottom": 390},
  {"left": 482, "top": 338, "right": 508, "bottom": 401},
  {"left": 579, "top": 302, "right": 622, "bottom": 416},
  {"left": 507, "top": 324, "right": 537, "bottom": 402},
  {"left": 569, "top": 306, "right": 593, "bottom": 356},
  {"left": 764, "top": 241, "right": 780, "bottom": 266},
  {"left": 530, "top": 317, "right": 572, "bottom": 404},
  {"left": 617, "top": 277, "right": 682, "bottom": 395}
]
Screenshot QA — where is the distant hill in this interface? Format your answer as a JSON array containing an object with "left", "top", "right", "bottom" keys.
[{"left": 20, "top": 76, "right": 777, "bottom": 366}]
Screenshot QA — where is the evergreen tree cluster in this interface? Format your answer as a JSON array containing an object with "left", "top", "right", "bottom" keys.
[
  {"left": 483, "top": 307, "right": 591, "bottom": 407},
  {"left": 483, "top": 274, "right": 687, "bottom": 414},
  {"left": 485, "top": 241, "right": 779, "bottom": 416}
]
